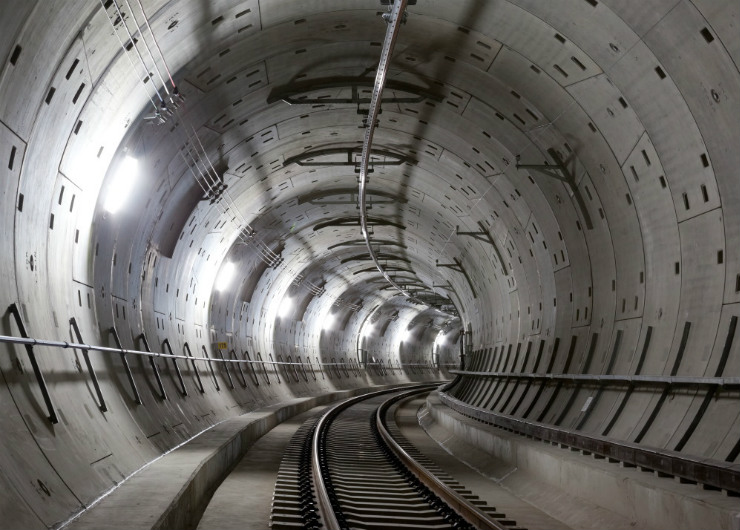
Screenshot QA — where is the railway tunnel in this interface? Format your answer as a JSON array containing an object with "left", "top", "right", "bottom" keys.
[{"left": 0, "top": 0, "right": 738, "bottom": 528}]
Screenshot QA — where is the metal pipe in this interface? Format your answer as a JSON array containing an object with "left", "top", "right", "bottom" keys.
[
  {"left": 0, "top": 333, "right": 435, "bottom": 368},
  {"left": 123, "top": 0, "right": 169, "bottom": 95},
  {"left": 98, "top": 0, "right": 158, "bottom": 111},
  {"left": 110, "top": 0, "right": 164, "bottom": 103},
  {"left": 133, "top": 0, "right": 176, "bottom": 89}
]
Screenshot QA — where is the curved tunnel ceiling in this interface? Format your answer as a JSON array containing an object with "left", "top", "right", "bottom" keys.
[{"left": 1, "top": 0, "right": 739, "bottom": 526}]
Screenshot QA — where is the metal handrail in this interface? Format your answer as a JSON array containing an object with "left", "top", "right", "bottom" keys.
[
  {"left": 438, "top": 391, "right": 740, "bottom": 494},
  {"left": 449, "top": 369, "right": 740, "bottom": 387},
  {"left": 0, "top": 332, "right": 436, "bottom": 370}
]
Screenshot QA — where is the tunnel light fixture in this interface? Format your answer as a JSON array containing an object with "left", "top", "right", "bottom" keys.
[
  {"left": 278, "top": 297, "right": 293, "bottom": 319},
  {"left": 323, "top": 314, "right": 335, "bottom": 331},
  {"left": 434, "top": 331, "right": 446, "bottom": 348},
  {"left": 104, "top": 155, "right": 138, "bottom": 214},
  {"left": 362, "top": 324, "right": 374, "bottom": 339},
  {"left": 215, "top": 262, "right": 236, "bottom": 292},
  {"left": 402, "top": 328, "right": 412, "bottom": 342}
]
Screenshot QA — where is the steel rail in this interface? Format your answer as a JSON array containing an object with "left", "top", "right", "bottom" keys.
[
  {"left": 311, "top": 383, "right": 442, "bottom": 529},
  {"left": 376, "top": 389, "right": 510, "bottom": 530}
]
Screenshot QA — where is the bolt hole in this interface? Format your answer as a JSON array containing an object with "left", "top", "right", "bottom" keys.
[{"left": 37, "top": 480, "right": 51, "bottom": 496}]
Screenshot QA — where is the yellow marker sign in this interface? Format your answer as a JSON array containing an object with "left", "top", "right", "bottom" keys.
[{"left": 216, "top": 342, "right": 228, "bottom": 350}]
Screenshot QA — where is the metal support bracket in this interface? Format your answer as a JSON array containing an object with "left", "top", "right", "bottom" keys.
[
  {"left": 139, "top": 334, "right": 167, "bottom": 400},
  {"left": 7, "top": 304, "right": 58, "bottom": 424},
  {"left": 230, "top": 349, "right": 248, "bottom": 388},
  {"left": 456, "top": 221, "right": 509, "bottom": 276},
  {"left": 283, "top": 146, "right": 412, "bottom": 171},
  {"left": 266, "top": 76, "right": 441, "bottom": 106},
  {"left": 216, "top": 345, "right": 235, "bottom": 390},
  {"left": 162, "top": 339, "right": 188, "bottom": 396},
  {"left": 202, "top": 345, "right": 221, "bottom": 391},
  {"left": 184, "top": 342, "right": 205, "bottom": 393},
  {"left": 69, "top": 318, "right": 107, "bottom": 412},
  {"left": 109, "top": 327, "right": 142, "bottom": 405},
  {"left": 517, "top": 147, "right": 594, "bottom": 230},
  {"left": 436, "top": 257, "right": 477, "bottom": 298}
]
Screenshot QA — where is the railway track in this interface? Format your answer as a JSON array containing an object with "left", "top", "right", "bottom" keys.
[{"left": 271, "top": 385, "right": 521, "bottom": 530}]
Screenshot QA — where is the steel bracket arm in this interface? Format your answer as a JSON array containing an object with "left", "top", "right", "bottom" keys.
[
  {"left": 456, "top": 221, "right": 509, "bottom": 276},
  {"left": 517, "top": 147, "right": 594, "bottom": 230},
  {"left": 436, "top": 257, "right": 477, "bottom": 299}
]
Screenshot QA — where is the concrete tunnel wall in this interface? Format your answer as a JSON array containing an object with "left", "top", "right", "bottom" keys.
[{"left": 0, "top": 0, "right": 738, "bottom": 528}]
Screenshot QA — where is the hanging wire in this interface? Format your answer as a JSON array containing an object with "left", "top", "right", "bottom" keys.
[
  {"left": 110, "top": 0, "right": 164, "bottom": 104},
  {"left": 123, "top": 0, "right": 170, "bottom": 96},
  {"left": 133, "top": 0, "right": 177, "bottom": 91},
  {"left": 98, "top": 0, "right": 158, "bottom": 112}
]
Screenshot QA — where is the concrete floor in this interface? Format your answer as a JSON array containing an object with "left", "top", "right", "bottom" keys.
[{"left": 196, "top": 405, "right": 329, "bottom": 530}]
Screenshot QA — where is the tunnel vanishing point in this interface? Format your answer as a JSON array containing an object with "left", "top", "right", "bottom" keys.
[{"left": 0, "top": 0, "right": 739, "bottom": 529}]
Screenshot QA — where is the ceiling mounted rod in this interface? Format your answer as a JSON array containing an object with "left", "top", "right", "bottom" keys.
[
  {"left": 357, "top": 0, "right": 418, "bottom": 302},
  {"left": 356, "top": 1, "right": 455, "bottom": 318}
]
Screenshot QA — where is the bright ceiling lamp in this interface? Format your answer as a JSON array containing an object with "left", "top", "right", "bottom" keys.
[
  {"left": 278, "top": 297, "right": 293, "bottom": 318},
  {"left": 434, "top": 331, "right": 446, "bottom": 347},
  {"left": 362, "top": 323, "right": 374, "bottom": 338},
  {"left": 215, "top": 262, "right": 236, "bottom": 292},
  {"left": 104, "top": 155, "right": 138, "bottom": 214},
  {"left": 323, "top": 313, "right": 335, "bottom": 331},
  {"left": 402, "top": 327, "right": 412, "bottom": 342}
]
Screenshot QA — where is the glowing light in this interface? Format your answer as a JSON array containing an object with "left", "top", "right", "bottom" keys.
[
  {"left": 402, "top": 327, "right": 412, "bottom": 342},
  {"left": 215, "top": 262, "right": 236, "bottom": 292},
  {"left": 278, "top": 297, "right": 293, "bottom": 318},
  {"left": 434, "top": 331, "right": 446, "bottom": 348},
  {"left": 362, "top": 324, "right": 374, "bottom": 338},
  {"left": 323, "top": 314, "right": 335, "bottom": 331},
  {"left": 104, "top": 156, "right": 138, "bottom": 214}
]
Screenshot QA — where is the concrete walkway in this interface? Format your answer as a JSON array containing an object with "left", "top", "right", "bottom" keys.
[
  {"left": 196, "top": 405, "right": 328, "bottom": 530},
  {"left": 395, "top": 394, "right": 574, "bottom": 530}
]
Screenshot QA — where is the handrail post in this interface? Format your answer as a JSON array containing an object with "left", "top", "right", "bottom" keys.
[
  {"left": 69, "top": 318, "right": 107, "bottom": 412},
  {"left": 7, "top": 304, "right": 59, "bottom": 424}
]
